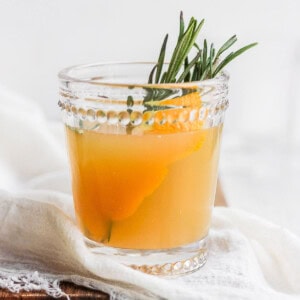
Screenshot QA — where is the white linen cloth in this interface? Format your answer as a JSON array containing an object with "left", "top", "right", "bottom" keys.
[{"left": 0, "top": 86, "right": 300, "bottom": 300}]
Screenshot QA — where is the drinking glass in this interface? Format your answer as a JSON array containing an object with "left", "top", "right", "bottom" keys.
[{"left": 58, "top": 62, "right": 229, "bottom": 276}]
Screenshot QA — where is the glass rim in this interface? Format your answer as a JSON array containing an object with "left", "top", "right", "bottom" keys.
[{"left": 58, "top": 61, "right": 229, "bottom": 88}]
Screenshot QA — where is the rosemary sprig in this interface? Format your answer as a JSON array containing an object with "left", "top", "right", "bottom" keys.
[
  {"left": 155, "top": 34, "right": 168, "bottom": 83},
  {"left": 164, "top": 18, "right": 205, "bottom": 83},
  {"left": 148, "top": 12, "right": 257, "bottom": 84},
  {"left": 212, "top": 43, "right": 257, "bottom": 77},
  {"left": 213, "top": 35, "right": 237, "bottom": 64},
  {"left": 177, "top": 51, "right": 201, "bottom": 82}
]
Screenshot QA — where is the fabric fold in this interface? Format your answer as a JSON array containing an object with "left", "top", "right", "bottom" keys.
[{"left": 1, "top": 189, "right": 300, "bottom": 299}]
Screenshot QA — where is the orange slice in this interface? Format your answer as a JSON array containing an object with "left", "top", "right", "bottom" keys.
[
  {"left": 70, "top": 127, "right": 205, "bottom": 222},
  {"left": 157, "top": 90, "right": 201, "bottom": 107}
]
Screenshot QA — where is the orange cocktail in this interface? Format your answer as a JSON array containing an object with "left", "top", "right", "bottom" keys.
[
  {"left": 66, "top": 123, "right": 222, "bottom": 249},
  {"left": 59, "top": 62, "right": 228, "bottom": 275}
]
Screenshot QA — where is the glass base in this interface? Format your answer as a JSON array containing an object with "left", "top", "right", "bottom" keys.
[{"left": 85, "top": 236, "right": 208, "bottom": 276}]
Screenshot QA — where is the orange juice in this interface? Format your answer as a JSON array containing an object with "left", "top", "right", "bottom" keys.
[{"left": 66, "top": 123, "right": 222, "bottom": 249}]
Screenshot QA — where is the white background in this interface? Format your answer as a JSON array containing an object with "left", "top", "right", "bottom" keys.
[{"left": 0, "top": 0, "right": 299, "bottom": 234}]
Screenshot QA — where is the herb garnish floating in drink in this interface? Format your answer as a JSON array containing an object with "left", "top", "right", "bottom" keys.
[{"left": 64, "top": 13, "right": 256, "bottom": 252}]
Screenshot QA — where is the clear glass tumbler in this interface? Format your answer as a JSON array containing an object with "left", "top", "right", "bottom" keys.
[{"left": 58, "top": 62, "right": 229, "bottom": 276}]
